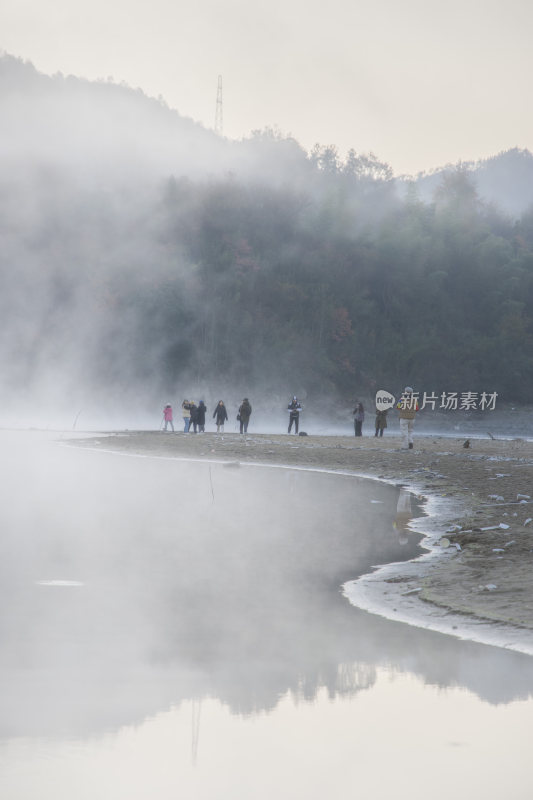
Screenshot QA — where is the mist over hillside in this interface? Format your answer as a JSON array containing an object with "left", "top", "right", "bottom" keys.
[
  {"left": 410, "top": 148, "right": 533, "bottom": 219},
  {"left": 0, "top": 54, "right": 227, "bottom": 181},
  {"left": 1, "top": 54, "right": 533, "bottom": 427},
  {"left": 0, "top": 54, "right": 341, "bottom": 191}
]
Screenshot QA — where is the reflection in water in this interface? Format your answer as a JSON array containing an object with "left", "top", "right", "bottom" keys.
[
  {"left": 0, "top": 432, "right": 532, "bottom": 798},
  {"left": 394, "top": 486, "right": 413, "bottom": 545}
]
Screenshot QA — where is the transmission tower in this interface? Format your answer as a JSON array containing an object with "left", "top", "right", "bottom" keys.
[
  {"left": 191, "top": 699, "right": 201, "bottom": 765},
  {"left": 214, "top": 75, "right": 223, "bottom": 136}
]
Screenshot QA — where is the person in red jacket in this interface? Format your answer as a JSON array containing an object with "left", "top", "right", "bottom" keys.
[{"left": 163, "top": 404, "right": 174, "bottom": 432}]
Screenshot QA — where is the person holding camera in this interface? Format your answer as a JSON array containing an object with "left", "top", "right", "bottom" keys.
[
  {"left": 287, "top": 396, "right": 302, "bottom": 434},
  {"left": 182, "top": 399, "right": 192, "bottom": 433}
]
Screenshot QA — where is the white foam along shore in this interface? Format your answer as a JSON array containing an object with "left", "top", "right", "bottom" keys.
[{"left": 342, "top": 484, "right": 533, "bottom": 657}]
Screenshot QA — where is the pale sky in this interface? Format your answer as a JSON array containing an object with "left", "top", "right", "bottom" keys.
[{"left": 1, "top": 0, "right": 531, "bottom": 175}]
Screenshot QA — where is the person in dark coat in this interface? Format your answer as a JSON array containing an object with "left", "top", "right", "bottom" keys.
[
  {"left": 353, "top": 402, "right": 364, "bottom": 436},
  {"left": 196, "top": 401, "right": 207, "bottom": 433},
  {"left": 238, "top": 398, "right": 252, "bottom": 434},
  {"left": 213, "top": 400, "right": 228, "bottom": 433},
  {"left": 375, "top": 408, "right": 388, "bottom": 437},
  {"left": 189, "top": 401, "right": 198, "bottom": 433},
  {"left": 287, "top": 396, "right": 302, "bottom": 434}
]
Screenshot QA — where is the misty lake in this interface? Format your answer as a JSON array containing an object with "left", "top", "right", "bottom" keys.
[{"left": 0, "top": 431, "right": 532, "bottom": 799}]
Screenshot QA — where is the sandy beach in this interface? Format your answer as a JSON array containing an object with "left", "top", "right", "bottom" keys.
[{"left": 72, "top": 430, "right": 533, "bottom": 654}]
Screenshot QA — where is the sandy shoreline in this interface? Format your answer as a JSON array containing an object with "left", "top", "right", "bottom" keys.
[{"left": 71, "top": 430, "right": 533, "bottom": 654}]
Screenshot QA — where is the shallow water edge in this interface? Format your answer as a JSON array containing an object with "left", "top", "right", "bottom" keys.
[{"left": 67, "top": 430, "right": 533, "bottom": 656}]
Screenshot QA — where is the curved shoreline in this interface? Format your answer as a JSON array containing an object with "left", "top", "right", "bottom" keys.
[
  {"left": 342, "top": 487, "right": 533, "bottom": 656},
  {"left": 68, "top": 430, "right": 533, "bottom": 655}
]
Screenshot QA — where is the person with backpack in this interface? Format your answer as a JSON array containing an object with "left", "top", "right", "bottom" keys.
[{"left": 238, "top": 398, "right": 252, "bottom": 434}]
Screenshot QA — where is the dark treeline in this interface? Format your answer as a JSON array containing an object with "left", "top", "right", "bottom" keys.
[
  {"left": 13, "top": 161, "right": 531, "bottom": 405},
  {"left": 161, "top": 168, "right": 533, "bottom": 402},
  {"left": 1, "top": 54, "right": 533, "bottom": 413},
  {"left": 2, "top": 147, "right": 533, "bottom": 409}
]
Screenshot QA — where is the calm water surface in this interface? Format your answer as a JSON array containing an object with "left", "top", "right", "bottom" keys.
[{"left": 0, "top": 432, "right": 532, "bottom": 799}]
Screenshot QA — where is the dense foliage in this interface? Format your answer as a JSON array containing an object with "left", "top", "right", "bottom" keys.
[
  {"left": 149, "top": 164, "right": 533, "bottom": 402},
  {"left": 2, "top": 147, "right": 533, "bottom": 407}
]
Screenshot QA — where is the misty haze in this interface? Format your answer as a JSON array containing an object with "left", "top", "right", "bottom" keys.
[
  {"left": 1, "top": 432, "right": 533, "bottom": 799},
  {"left": 2, "top": 56, "right": 533, "bottom": 426},
  {"left": 1, "top": 47, "right": 533, "bottom": 800}
]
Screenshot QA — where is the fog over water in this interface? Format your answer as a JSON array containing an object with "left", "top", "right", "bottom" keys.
[
  {"left": 2, "top": 53, "right": 533, "bottom": 794},
  {"left": 1, "top": 432, "right": 532, "bottom": 798}
]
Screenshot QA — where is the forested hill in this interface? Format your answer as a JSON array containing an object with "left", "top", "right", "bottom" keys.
[
  {"left": 412, "top": 148, "right": 533, "bottom": 219},
  {"left": 1, "top": 54, "right": 533, "bottom": 420}
]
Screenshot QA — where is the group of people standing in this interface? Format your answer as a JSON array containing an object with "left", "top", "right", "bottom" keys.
[
  {"left": 352, "top": 387, "right": 419, "bottom": 449},
  {"left": 162, "top": 398, "right": 253, "bottom": 434},
  {"left": 164, "top": 388, "right": 418, "bottom": 449},
  {"left": 353, "top": 402, "right": 390, "bottom": 437},
  {"left": 353, "top": 402, "right": 383, "bottom": 437}
]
